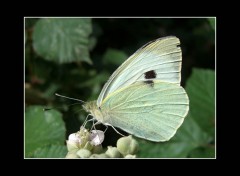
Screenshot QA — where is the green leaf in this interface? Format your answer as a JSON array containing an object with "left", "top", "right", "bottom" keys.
[
  {"left": 33, "top": 18, "right": 92, "bottom": 64},
  {"left": 33, "top": 145, "right": 68, "bottom": 158},
  {"left": 208, "top": 18, "right": 215, "bottom": 30},
  {"left": 88, "top": 36, "right": 97, "bottom": 51},
  {"left": 188, "top": 146, "right": 215, "bottom": 158},
  {"left": 185, "top": 68, "right": 215, "bottom": 136},
  {"left": 137, "top": 114, "right": 211, "bottom": 158},
  {"left": 25, "top": 106, "right": 66, "bottom": 157},
  {"left": 102, "top": 48, "right": 128, "bottom": 65}
]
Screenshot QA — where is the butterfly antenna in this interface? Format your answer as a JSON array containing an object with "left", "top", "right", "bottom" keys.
[
  {"left": 43, "top": 102, "right": 82, "bottom": 111},
  {"left": 55, "top": 93, "right": 85, "bottom": 104},
  {"left": 43, "top": 93, "right": 85, "bottom": 111}
]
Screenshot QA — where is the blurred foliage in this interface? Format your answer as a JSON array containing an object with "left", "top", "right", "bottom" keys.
[
  {"left": 33, "top": 145, "right": 67, "bottom": 158},
  {"left": 25, "top": 18, "right": 215, "bottom": 158},
  {"left": 186, "top": 69, "right": 215, "bottom": 137},
  {"left": 33, "top": 18, "right": 92, "bottom": 64},
  {"left": 25, "top": 106, "right": 66, "bottom": 157}
]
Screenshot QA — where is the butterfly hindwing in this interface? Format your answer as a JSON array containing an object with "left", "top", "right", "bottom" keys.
[
  {"left": 101, "top": 81, "right": 189, "bottom": 142},
  {"left": 97, "top": 36, "right": 182, "bottom": 107}
]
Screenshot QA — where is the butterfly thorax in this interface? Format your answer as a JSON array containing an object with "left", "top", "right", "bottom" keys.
[{"left": 82, "top": 100, "right": 108, "bottom": 122}]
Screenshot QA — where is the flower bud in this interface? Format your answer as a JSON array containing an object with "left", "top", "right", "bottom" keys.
[
  {"left": 90, "top": 153, "right": 109, "bottom": 158},
  {"left": 65, "top": 151, "right": 79, "bottom": 158},
  {"left": 117, "top": 135, "right": 139, "bottom": 156},
  {"left": 89, "top": 130, "right": 104, "bottom": 146},
  {"left": 66, "top": 133, "right": 81, "bottom": 152},
  {"left": 76, "top": 149, "right": 92, "bottom": 158},
  {"left": 124, "top": 154, "right": 136, "bottom": 158},
  {"left": 105, "top": 146, "right": 121, "bottom": 158}
]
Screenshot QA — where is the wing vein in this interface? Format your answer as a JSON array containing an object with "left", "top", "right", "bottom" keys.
[{"left": 110, "top": 87, "right": 183, "bottom": 110}]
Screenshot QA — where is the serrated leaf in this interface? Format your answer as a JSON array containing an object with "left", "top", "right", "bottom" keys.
[
  {"left": 25, "top": 106, "right": 66, "bottom": 157},
  {"left": 102, "top": 48, "right": 128, "bottom": 65},
  {"left": 33, "top": 18, "right": 92, "bottom": 64},
  {"left": 185, "top": 68, "right": 215, "bottom": 136},
  {"left": 33, "top": 145, "right": 67, "bottom": 158},
  {"left": 137, "top": 114, "right": 211, "bottom": 158}
]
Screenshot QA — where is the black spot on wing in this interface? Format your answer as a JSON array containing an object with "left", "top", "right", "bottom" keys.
[
  {"left": 144, "top": 70, "right": 156, "bottom": 79},
  {"left": 144, "top": 80, "right": 154, "bottom": 87}
]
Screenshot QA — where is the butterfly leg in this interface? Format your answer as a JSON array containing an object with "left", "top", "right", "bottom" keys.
[
  {"left": 104, "top": 123, "right": 126, "bottom": 137},
  {"left": 103, "top": 125, "right": 108, "bottom": 133},
  {"left": 82, "top": 114, "right": 94, "bottom": 127}
]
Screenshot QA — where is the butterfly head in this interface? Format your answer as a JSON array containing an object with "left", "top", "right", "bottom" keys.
[{"left": 82, "top": 101, "right": 105, "bottom": 122}]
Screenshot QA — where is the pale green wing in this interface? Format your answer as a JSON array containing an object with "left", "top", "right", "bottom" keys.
[
  {"left": 97, "top": 36, "right": 182, "bottom": 107},
  {"left": 101, "top": 81, "right": 189, "bottom": 142}
]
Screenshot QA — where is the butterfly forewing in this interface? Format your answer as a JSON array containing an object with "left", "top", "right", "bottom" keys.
[{"left": 97, "top": 36, "right": 182, "bottom": 107}]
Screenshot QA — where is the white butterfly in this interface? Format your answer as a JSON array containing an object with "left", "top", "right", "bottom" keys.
[{"left": 83, "top": 36, "right": 189, "bottom": 142}]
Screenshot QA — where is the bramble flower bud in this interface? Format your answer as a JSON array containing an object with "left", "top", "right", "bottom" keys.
[
  {"left": 65, "top": 127, "right": 108, "bottom": 158},
  {"left": 76, "top": 149, "right": 92, "bottom": 158},
  {"left": 89, "top": 130, "right": 104, "bottom": 146},
  {"left": 66, "top": 133, "right": 81, "bottom": 152},
  {"left": 117, "top": 135, "right": 139, "bottom": 156},
  {"left": 65, "top": 151, "right": 79, "bottom": 158},
  {"left": 90, "top": 153, "right": 109, "bottom": 158},
  {"left": 124, "top": 154, "right": 136, "bottom": 158},
  {"left": 105, "top": 146, "right": 121, "bottom": 158}
]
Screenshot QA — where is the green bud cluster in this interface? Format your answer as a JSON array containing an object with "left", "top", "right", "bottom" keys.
[
  {"left": 65, "top": 127, "right": 138, "bottom": 158},
  {"left": 65, "top": 127, "right": 103, "bottom": 158}
]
